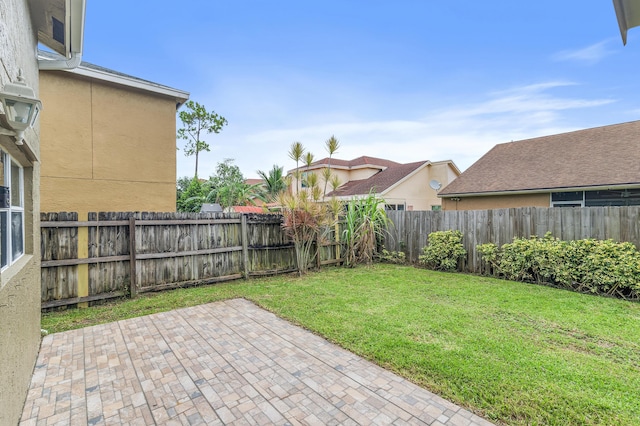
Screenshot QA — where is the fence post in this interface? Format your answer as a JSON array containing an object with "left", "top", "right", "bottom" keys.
[
  {"left": 129, "top": 216, "right": 137, "bottom": 298},
  {"left": 77, "top": 212, "right": 89, "bottom": 308},
  {"left": 241, "top": 214, "right": 249, "bottom": 278}
]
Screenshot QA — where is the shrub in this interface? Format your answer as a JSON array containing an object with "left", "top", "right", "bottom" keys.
[
  {"left": 278, "top": 190, "right": 339, "bottom": 275},
  {"left": 379, "top": 249, "right": 406, "bottom": 264},
  {"left": 419, "top": 230, "right": 466, "bottom": 272},
  {"left": 478, "top": 233, "right": 640, "bottom": 300}
]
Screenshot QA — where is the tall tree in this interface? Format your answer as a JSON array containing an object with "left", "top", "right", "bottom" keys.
[
  {"left": 288, "top": 141, "right": 305, "bottom": 194},
  {"left": 303, "top": 152, "right": 315, "bottom": 189},
  {"left": 177, "top": 100, "right": 228, "bottom": 178},
  {"left": 322, "top": 135, "right": 340, "bottom": 200}
]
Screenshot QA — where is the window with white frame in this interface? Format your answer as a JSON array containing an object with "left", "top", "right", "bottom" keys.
[
  {"left": 0, "top": 149, "right": 24, "bottom": 269},
  {"left": 385, "top": 203, "right": 405, "bottom": 211}
]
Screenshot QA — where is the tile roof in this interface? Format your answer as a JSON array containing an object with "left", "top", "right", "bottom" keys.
[
  {"left": 328, "top": 161, "right": 428, "bottom": 197},
  {"left": 294, "top": 156, "right": 401, "bottom": 172},
  {"left": 440, "top": 120, "right": 640, "bottom": 196},
  {"left": 231, "top": 206, "right": 266, "bottom": 213}
]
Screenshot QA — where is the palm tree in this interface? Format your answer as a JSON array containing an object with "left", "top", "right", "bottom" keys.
[
  {"left": 214, "top": 181, "right": 262, "bottom": 208},
  {"left": 256, "top": 165, "right": 287, "bottom": 201},
  {"left": 303, "top": 152, "right": 314, "bottom": 190},
  {"left": 322, "top": 135, "right": 340, "bottom": 200},
  {"left": 288, "top": 141, "right": 305, "bottom": 194}
]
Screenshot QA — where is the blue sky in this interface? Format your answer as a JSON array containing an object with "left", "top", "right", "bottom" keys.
[{"left": 80, "top": 1, "right": 640, "bottom": 179}]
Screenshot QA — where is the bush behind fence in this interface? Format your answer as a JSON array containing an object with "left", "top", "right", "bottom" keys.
[{"left": 384, "top": 206, "right": 640, "bottom": 274}]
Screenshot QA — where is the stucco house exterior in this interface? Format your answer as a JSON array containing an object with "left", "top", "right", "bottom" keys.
[
  {"left": 439, "top": 120, "right": 640, "bottom": 210},
  {"left": 0, "top": 0, "right": 88, "bottom": 422},
  {"left": 39, "top": 53, "right": 189, "bottom": 214},
  {"left": 290, "top": 156, "right": 460, "bottom": 211}
]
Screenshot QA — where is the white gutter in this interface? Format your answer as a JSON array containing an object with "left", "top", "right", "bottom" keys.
[
  {"left": 37, "top": 0, "right": 86, "bottom": 70},
  {"left": 62, "top": 65, "right": 190, "bottom": 107},
  {"left": 39, "top": 52, "right": 82, "bottom": 70}
]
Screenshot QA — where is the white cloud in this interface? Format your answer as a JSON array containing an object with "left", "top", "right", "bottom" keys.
[
  {"left": 177, "top": 80, "right": 616, "bottom": 179},
  {"left": 553, "top": 40, "right": 614, "bottom": 64}
]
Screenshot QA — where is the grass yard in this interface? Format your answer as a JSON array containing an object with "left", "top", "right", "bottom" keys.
[{"left": 42, "top": 264, "right": 640, "bottom": 425}]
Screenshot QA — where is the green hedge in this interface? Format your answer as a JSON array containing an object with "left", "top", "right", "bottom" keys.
[
  {"left": 478, "top": 233, "right": 640, "bottom": 300},
  {"left": 419, "top": 230, "right": 467, "bottom": 272}
]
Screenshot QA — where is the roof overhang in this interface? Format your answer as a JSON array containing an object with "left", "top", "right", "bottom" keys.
[
  {"left": 30, "top": 0, "right": 86, "bottom": 68},
  {"left": 49, "top": 62, "right": 190, "bottom": 109},
  {"left": 439, "top": 183, "right": 640, "bottom": 198},
  {"left": 430, "top": 159, "right": 462, "bottom": 176},
  {"left": 613, "top": 0, "right": 640, "bottom": 45}
]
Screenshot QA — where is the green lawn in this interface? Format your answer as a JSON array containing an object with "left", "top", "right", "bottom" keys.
[{"left": 42, "top": 264, "right": 640, "bottom": 425}]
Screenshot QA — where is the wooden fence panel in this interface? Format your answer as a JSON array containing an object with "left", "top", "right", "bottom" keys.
[
  {"left": 41, "top": 211, "right": 343, "bottom": 308},
  {"left": 40, "top": 212, "right": 78, "bottom": 301},
  {"left": 384, "top": 206, "right": 640, "bottom": 271},
  {"left": 87, "top": 212, "right": 130, "bottom": 297}
]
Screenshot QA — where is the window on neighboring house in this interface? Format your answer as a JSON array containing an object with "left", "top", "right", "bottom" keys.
[
  {"left": 300, "top": 172, "right": 308, "bottom": 188},
  {"left": 551, "top": 191, "right": 584, "bottom": 207},
  {"left": 584, "top": 189, "right": 640, "bottom": 206},
  {"left": 551, "top": 189, "right": 640, "bottom": 207},
  {"left": 385, "top": 203, "right": 405, "bottom": 211},
  {"left": 0, "top": 149, "right": 24, "bottom": 269}
]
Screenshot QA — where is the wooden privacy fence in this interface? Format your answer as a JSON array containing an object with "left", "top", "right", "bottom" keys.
[
  {"left": 384, "top": 206, "right": 640, "bottom": 274},
  {"left": 41, "top": 211, "right": 343, "bottom": 309}
]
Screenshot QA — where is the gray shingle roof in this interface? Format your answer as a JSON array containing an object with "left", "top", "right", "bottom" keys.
[{"left": 440, "top": 120, "right": 640, "bottom": 196}]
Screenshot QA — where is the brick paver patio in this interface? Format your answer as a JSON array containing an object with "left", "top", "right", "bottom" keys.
[{"left": 21, "top": 298, "right": 494, "bottom": 425}]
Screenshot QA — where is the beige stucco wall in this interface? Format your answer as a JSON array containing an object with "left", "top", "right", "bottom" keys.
[
  {"left": 39, "top": 71, "right": 178, "bottom": 214},
  {"left": 385, "top": 162, "right": 456, "bottom": 210},
  {"left": 0, "top": 0, "right": 42, "bottom": 424},
  {"left": 442, "top": 192, "right": 551, "bottom": 210},
  {"left": 349, "top": 167, "right": 380, "bottom": 181},
  {"left": 290, "top": 166, "right": 383, "bottom": 195}
]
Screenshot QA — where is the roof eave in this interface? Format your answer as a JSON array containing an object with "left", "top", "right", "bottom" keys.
[{"left": 54, "top": 64, "right": 190, "bottom": 109}]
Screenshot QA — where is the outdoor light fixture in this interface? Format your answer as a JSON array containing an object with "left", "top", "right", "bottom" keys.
[{"left": 0, "top": 70, "right": 42, "bottom": 145}]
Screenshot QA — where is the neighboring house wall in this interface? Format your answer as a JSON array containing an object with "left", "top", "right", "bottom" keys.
[
  {"left": 348, "top": 167, "right": 381, "bottom": 181},
  {"left": 442, "top": 193, "right": 550, "bottom": 211},
  {"left": 39, "top": 70, "right": 180, "bottom": 214},
  {"left": 0, "top": 1, "right": 42, "bottom": 424},
  {"left": 292, "top": 164, "right": 384, "bottom": 195},
  {"left": 384, "top": 164, "right": 446, "bottom": 211},
  {"left": 291, "top": 157, "right": 460, "bottom": 210}
]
